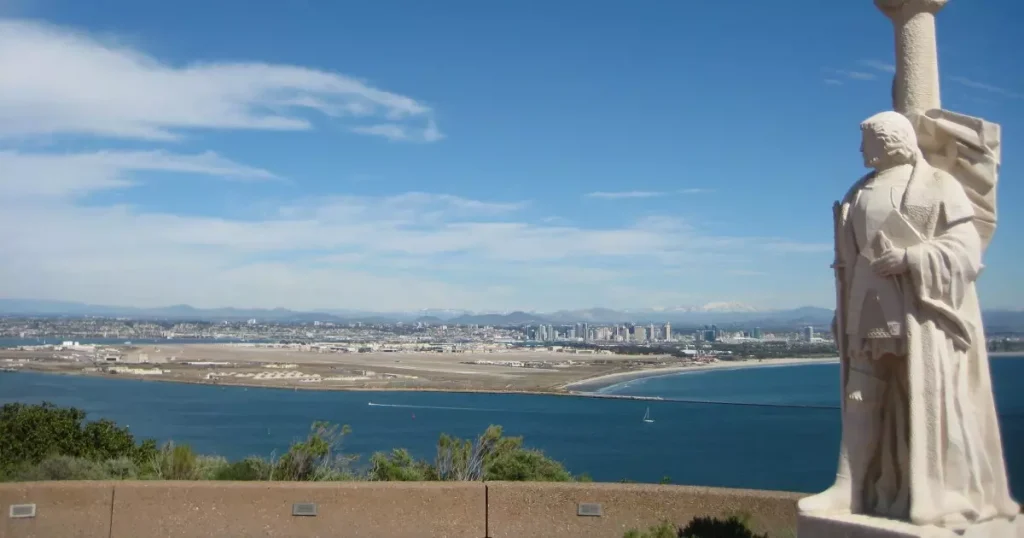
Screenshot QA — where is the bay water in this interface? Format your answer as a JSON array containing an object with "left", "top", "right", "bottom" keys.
[{"left": 1, "top": 358, "right": 1021, "bottom": 496}]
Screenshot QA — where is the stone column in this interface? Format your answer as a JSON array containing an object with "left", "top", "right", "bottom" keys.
[{"left": 875, "top": 0, "right": 948, "bottom": 114}]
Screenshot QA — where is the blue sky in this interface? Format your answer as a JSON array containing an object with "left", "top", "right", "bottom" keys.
[{"left": 0, "top": 0, "right": 1021, "bottom": 312}]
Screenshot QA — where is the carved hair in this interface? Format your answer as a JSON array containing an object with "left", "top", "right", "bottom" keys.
[{"left": 860, "top": 111, "right": 919, "bottom": 165}]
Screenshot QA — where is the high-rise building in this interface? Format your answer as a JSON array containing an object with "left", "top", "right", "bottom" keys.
[
  {"left": 803, "top": 326, "right": 814, "bottom": 342},
  {"left": 752, "top": 327, "right": 763, "bottom": 339},
  {"left": 664, "top": 323, "right": 672, "bottom": 341},
  {"left": 634, "top": 326, "right": 646, "bottom": 343}
]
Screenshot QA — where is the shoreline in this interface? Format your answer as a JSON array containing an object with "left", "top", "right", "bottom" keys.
[
  {"left": 3, "top": 357, "right": 839, "bottom": 399},
  {"left": 4, "top": 353, "right": 1021, "bottom": 399},
  {"left": 562, "top": 357, "right": 839, "bottom": 393}
]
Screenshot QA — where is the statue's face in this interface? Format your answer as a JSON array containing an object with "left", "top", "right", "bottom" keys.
[{"left": 861, "top": 130, "right": 888, "bottom": 169}]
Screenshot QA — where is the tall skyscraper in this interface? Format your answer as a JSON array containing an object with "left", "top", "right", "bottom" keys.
[
  {"left": 634, "top": 326, "right": 646, "bottom": 343},
  {"left": 664, "top": 323, "right": 672, "bottom": 341},
  {"left": 803, "top": 326, "right": 814, "bottom": 342}
]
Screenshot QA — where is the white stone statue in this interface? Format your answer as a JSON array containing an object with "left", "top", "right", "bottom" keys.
[
  {"left": 798, "top": 110, "right": 1020, "bottom": 531},
  {"left": 797, "top": 1, "right": 1022, "bottom": 536}
]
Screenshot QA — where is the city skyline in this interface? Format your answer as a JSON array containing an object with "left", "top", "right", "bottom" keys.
[{"left": 1, "top": 2, "right": 1022, "bottom": 312}]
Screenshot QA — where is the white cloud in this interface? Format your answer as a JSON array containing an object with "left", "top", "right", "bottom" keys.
[
  {"left": 859, "top": 60, "right": 896, "bottom": 73},
  {"left": 0, "top": 174, "right": 828, "bottom": 309},
  {"left": 0, "top": 19, "right": 440, "bottom": 141},
  {"left": 0, "top": 18, "right": 833, "bottom": 311},
  {"left": 0, "top": 150, "right": 274, "bottom": 197},
  {"left": 949, "top": 76, "right": 1023, "bottom": 100},
  {"left": 585, "top": 191, "right": 665, "bottom": 199}
]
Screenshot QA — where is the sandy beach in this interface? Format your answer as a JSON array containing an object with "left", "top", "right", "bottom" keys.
[{"left": 562, "top": 357, "right": 839, "bottom": 392}]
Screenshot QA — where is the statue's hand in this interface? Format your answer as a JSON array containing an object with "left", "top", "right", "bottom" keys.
[{"left": 871, "top": 231, "right": 909, "bottom": 276}]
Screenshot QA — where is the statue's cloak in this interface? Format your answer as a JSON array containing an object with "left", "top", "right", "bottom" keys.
[{"left": 833, "top": 111, "right": 1018, "bottom": 526}]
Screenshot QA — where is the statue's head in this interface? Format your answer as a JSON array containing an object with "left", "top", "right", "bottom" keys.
[{"left": 860, "top": 111, "right": 919, "bottom": 170}]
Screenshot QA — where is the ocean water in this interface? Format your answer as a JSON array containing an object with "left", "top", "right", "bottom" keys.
[{"left": 1, "top": 358, "right": 1021, "bottom": 496}]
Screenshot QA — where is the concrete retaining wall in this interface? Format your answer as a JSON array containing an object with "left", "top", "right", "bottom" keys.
[{"left": 0, "top": 481, "right": 800, "bottom": 538}]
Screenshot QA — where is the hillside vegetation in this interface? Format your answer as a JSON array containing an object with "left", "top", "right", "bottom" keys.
[{"left": 0, "top": 402, "right": 577, "bottom": 482}]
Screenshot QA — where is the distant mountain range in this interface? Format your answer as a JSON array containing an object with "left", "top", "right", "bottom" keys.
[{"left": 2, "top": 298, "right": 1023, "bottom": 332}]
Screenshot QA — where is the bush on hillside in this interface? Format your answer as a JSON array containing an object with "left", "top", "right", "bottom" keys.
[
  {"left": 622, "top": 514, "right": 770, "bottom": 538},
  {"left": 623, "top": 520, "right": 678, "bottom": 538},
  {"left": 433, "top": 425, "right": 572, "bottom": 482},
  {"left": 213, "top": 457, "right": 273, "bottom": 481},
  {"left": 0, "top": 402, "right": 156, "bottom": 476},
  {"left": 1, "top": 404, "right": 576, "bottom": 484},
  {"left": 5, "top": 455, "right": 110, "bottom": 481},
  {"left": 679, "top": 514, "right": 768, "bottom": 538},
  {"left": 272, "top": 421, "right": 358, "bottom": 481},
  {"left": 368, "top": 449, "right": 435, "bottom": 481}
]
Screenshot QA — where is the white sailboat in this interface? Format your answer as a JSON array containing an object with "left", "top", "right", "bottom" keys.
[{"left": 642, "top": 406, "right": 654, "bottom": 423}]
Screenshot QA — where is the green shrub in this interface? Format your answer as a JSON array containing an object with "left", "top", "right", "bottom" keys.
[
  {"left": 433, "top": 425, "right": 571, "bottom": 482},
  {"left": 0, "top": 402, "right": 156, "bottom": 475},
  {"left": 623, "top": 520, "right": 677, "bottom": 538},
  {"left": 144, "top": 442, "right": 203, "bottom": 480},
  {"left": 103, "top": 457, "right": 139, "bottom": 480},
  {"left": 213, "top": 457, "right": 273, "bottom": 481},
  {"left": 272, "top": 421, "right": 357, "bottom": 481},
  {"left": 485, "top": 448, "right": 571, "bottom": 481},
  {"left": 680, "top": 515, "right": 768, "bottom": 538},
  {"left": 1, "top": 404, "right": 582, "bottom": 485},
  {"left": 7, "top": 455, "right": 109, "bottom": 481},
  {"left": 368, "top": 449, "right": 435, "bottom": 481}
]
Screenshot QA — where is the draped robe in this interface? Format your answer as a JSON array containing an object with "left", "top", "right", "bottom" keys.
[{"left": 835, "top": 156, "right": 1019, "bottom": 527}]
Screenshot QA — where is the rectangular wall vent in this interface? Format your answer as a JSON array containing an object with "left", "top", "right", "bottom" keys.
[
  {"left": 577, "top": 502, "right": 602, "bottom": 517},
  {"left": 10, "top": 504, "right": 36, "bottom": 519},
  {"left": 292, "top": 502, "right": 317, "bottom": 516}
]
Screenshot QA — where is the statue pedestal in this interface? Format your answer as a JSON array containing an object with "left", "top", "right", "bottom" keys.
[{"left": 798, "top": 513, "right": 1024, "bottom": 538}]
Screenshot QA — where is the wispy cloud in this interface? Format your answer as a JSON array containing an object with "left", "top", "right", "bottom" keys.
[
  {"left": 824, "top": 68, "right": 877, "bottom": 81},
  {"left": 859, "top": 60, "right": 896, "bottom": 73},
  {"left": 0, "top": 150, "right": 275, "bottom": 197},
  {"left": 677, "top": 188, "right": 713, "bottom": 194},
  {"left": 822, "top": 62, "right": 892, "bottom": 86},
  {"left": 351, "top": 119, "right": 444, "bottom": 143},
  {"left": 0, "top": 19, "right": 441, "bottom": 142},
  {"left": 585, "top": 191, "right": 665, "bottom": 199},
  {"left": 0, "top": 151, "right": 828, "bottom": 308},
  {"left": 949, "top": 76, "right": 1023, "bottom": 100}
]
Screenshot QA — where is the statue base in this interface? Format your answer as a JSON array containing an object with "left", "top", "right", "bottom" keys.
[{"left": 798, "top": 513, "right": 1024, "bottom": 538}]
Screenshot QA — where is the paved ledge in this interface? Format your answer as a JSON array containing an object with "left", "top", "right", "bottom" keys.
[
  {"left": 0, "top": 481, "right": 115, "bottom": 538},
  {"left": 487, "top": 482, "right": 801, "bottom": 538},
  {"left": 1, "top": 481, "right": 802, "bottom": 538}
]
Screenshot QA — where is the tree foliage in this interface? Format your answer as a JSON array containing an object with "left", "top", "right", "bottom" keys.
[
  {"left": 0, "top": 402, "right": 156, "bottom": 476},
  {"left": 1, "top": 404, "right": 575, "bottom": 483},
  {"left": 272, "top": 421, "right": 357, "bottom": 481},
  {"left": 623, "top": 514, "right": 770, "bottom": 538},
  {"left": 679, "top": 515, "right": 768, "bottom": 538}
]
